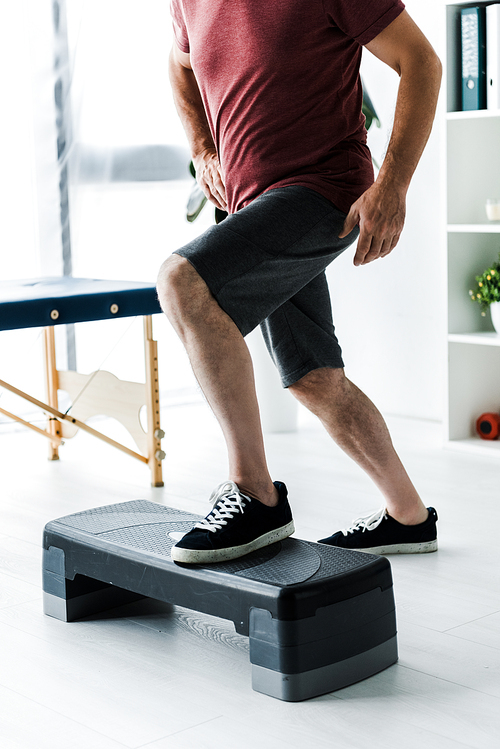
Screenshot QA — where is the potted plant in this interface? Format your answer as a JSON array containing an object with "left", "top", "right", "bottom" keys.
[
  {"left": 185, "top": 82, "right": 381, "bottom": 225},
  {"left": 469, "top": 252, "right": 500, "bottom": 333}
]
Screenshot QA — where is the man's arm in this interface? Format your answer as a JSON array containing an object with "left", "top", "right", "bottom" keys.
[
  {"left": 340, "top": 10, "right": 442, "bottom": 266},
  {"left": 169, "top": 44, "right": 227, "bottom": 210}
]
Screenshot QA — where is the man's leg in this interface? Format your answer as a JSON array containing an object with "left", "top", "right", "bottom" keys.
[
  {"left": 157, "top": 254, "right": 278, "bottom": 507},
  {"left": 288, "top": 367, "right": 428, "bottom": 525}
]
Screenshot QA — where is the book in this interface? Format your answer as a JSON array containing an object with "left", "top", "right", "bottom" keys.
[
  {"left": 461, "top": 6, "right": 487, "bottom": 111},
  {"left": 487, "top": 3, "right": 500, "bottom": 110}
]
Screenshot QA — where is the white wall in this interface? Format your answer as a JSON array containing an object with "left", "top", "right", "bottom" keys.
[{"left": 327, "top": 0, "right": 446, "bottom": 422}]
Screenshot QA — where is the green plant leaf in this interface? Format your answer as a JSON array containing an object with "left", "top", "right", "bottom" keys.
[
  {"left": 469, "top": 252, "right": 500, "bottom": 313},
  {"left": 186, "top": 181, "right": 207, "bottom": 223},
  {"left": 215, "top": 208, "right": 228, "bottom": 224},
  {"left": 362, "top": 82, "right": 381, "bottom": 131}
]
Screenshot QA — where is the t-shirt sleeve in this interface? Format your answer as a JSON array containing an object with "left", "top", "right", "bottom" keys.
[
  {"left": 323, "top": 0, "right": 405, "bottom": 46},
  {"left": 170, "top": 0, "right": 190, "bottom": 53}
]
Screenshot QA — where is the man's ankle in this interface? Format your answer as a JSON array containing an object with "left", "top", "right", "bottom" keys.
[
  {"left": 232, "top": 479, "right": 279, "bottom": 507},
  {"left": 389, "top": 506, "right": 429, "bottom": 526},
  {"left": 258, "top": 484, "right": 280, "bottom": 508}
]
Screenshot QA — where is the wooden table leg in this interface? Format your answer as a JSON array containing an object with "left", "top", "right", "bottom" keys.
[
  {"left": 144, "top": 316, "right": 164, "bottom": 487},
  {"left": 43, "top": 327, "right": 61, "bottom": 460}
]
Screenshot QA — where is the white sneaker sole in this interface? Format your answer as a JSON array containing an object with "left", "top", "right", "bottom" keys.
[
  {"left": 171, "top": 520, "right": 295, "bottom": 564},
  {"left": 353, "top": 539, "right": 438, "bottom": 555}
]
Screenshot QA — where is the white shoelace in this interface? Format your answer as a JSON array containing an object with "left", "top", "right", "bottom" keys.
[
  {"left": 341, "top": 507, "right": 387, "bottom": 537},
  {"left": 194, "top": 481, "right": 252, "bottom": 534}
]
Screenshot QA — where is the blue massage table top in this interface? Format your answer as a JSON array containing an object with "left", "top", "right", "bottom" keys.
[{"left": 0, "top": 277, "right": 162, "bottom": 331}]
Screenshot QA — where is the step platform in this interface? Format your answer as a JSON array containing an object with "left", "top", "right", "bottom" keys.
[{"left": 42, "top": 500, "right": 398, "bottom": 701}]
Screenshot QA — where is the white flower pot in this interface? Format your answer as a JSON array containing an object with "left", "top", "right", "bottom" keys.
[{"left": 490, "top": 302, "right": 500, "bottom": 334}]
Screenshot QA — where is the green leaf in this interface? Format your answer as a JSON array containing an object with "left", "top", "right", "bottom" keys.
[
  {"left": 215, "top": 208, "right": 228, "bottom": 224},
  {"left": 186, "top": 182, "right": 207, "bottom": 223},
  {"left": 362, "top": 83, "right": 381, "bottom": 131}
]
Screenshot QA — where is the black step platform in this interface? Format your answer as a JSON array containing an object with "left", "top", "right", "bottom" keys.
[{"left": 42, "top": 500, "right": 398, "bottom": 701}]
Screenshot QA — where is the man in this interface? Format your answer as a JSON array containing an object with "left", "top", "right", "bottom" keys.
[{"left": 157, "top": 0, "right": 442, "bottom": 564}]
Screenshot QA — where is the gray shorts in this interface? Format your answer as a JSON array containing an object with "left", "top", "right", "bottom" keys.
[{"left": 174, "top": 186, "right": 359, "bottom": 387}]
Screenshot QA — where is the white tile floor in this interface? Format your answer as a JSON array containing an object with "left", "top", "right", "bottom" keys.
[{"left": 0, "top": 403, "right": 499, "bottom": 748}]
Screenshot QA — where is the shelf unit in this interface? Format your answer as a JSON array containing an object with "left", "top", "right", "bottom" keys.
[{"left": 445, "top": 2, "right": 500, "bottom": 455}]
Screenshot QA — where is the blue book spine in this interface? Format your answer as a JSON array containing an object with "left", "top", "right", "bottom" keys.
[{"left": 461, "top": 6, "right": 487, "bottom": 111}]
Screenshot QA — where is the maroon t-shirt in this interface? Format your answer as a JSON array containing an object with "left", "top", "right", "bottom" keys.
[{"left": 171, "top": 0, "right": 405, "bottom": 214}]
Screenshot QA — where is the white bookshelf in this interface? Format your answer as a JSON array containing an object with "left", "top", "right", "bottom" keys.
[
  {"left": 447, "top": 224, "right": 500, "bottom": 232},
  {"left": 445, "top": 2, "right": 500, "bottom": 455},
  {"left": 447, "top": 107, "right": 500, "bottom": 119},
  {"left": 448, "top": 331, "right": 500, "bottom": 345}
]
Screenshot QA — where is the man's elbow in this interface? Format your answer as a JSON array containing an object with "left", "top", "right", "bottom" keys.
[
  {"left": 428, "top": 50, "right": 443, "bottom": 88},
  {"left": 400, "top": 45, "right": 442, "bottom": 94},
  {"left": 423, "top": 50, "right": 442, "bottom": 101}
]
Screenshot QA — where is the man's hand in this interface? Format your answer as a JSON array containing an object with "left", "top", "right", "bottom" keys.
[
  {"left": 193, "top": 148, "right": 227, "bottom": 211},
  {"left": 338, "top": 9, "right": 441, "bottom": 267},
  {"left": 339, "top": 180, "right": 406, "bottom": 266}
]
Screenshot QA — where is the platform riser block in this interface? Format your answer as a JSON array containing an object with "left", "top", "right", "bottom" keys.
[
  {"left": 43, "top": 588, "right": 145, "bottom": 622},
  {"left": 252, "top": 637, "right": 398, "bottom": 701}
]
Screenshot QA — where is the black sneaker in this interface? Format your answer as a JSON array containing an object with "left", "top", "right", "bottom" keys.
[
  {"left": 170, "top": 480, "right": 294, "bottom": 564},
  {"left": 317, "top": 507, "right": 438, "bottom": 555}
]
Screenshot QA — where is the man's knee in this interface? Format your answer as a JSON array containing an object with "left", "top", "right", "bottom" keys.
[
  {"left": 288, "top": 366, "right": 346, "bottom": 401},
  {"left": 156, "top": 254, "right": 206, "bottom": 319}
]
